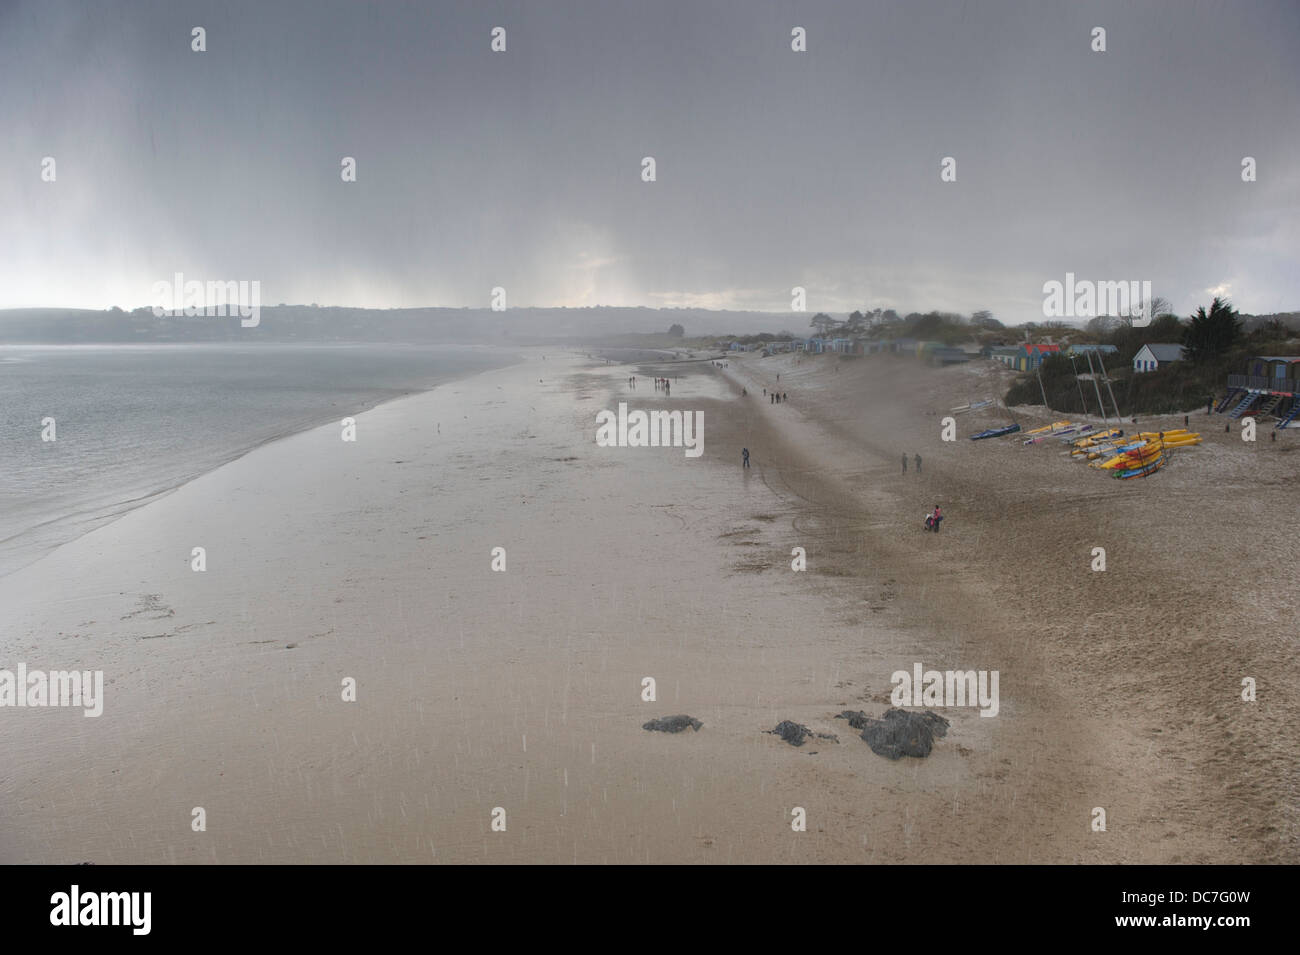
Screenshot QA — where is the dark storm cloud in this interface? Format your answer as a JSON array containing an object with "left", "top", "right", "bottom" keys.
[{"left": 3, "top": 0, "right": 1297, "bottom": 322}]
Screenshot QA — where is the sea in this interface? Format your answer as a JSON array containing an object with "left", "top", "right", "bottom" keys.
[{"left": 0, "top": 342, "right": 515, "bottom": 578}]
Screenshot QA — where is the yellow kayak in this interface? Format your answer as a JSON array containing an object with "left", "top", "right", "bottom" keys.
[
  {"left": 1137, "top": 429, "right": 1189, "bottom": 439},
  {"left": 1071, "top": 429, "right": 1122, "bottom": 448},
  {"left": 1026, "top": 420, "right": 1073, "bottom": 435}
]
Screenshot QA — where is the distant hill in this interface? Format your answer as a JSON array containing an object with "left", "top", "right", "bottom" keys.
[{"left": 0, "top": 305, "right": 801, "bottom": 344}]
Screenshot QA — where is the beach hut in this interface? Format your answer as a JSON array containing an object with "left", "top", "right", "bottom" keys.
[
  {"left": 930, "top": 346, "right": 972, "bottom": 366},
  {"left": 989, "top": 345, "right": 1021, "bottom": 369},
  {"left": 1020, "top": 343, "right": 1061, "bottom": 370},
  {"left": 1224, "top": 356, "right": 1300, "bottom": 426},
  {"left": 1132, "top": 343, "right": 1185, "bottom": 373}
]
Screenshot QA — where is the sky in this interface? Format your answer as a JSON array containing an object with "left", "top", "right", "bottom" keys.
[{"left": 3, "top": 0, "right": 1298, "bottom": 325}]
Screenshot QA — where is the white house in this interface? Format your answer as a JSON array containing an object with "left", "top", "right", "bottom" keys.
[{"left": 1133, "top": 343, "right": 1186, "bottom": 373}]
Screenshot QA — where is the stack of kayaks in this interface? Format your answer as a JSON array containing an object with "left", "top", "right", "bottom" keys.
[
  {"left": 1136, "top": 429, "right": 1201, "bottom": 449},
  {"left": 1094, "top": 440, "right": 1162, "bottom": 470},
  {"left": 1115, "top": 453, "right": 1168, "bottom": 479},
  {"left": 1087, "top": 429, "right": 1202, "bottom": 478}
]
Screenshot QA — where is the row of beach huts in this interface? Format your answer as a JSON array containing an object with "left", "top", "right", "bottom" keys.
[
  {"left": 719, "top": 337, "right": 1127, "bottom": 369},
  {"left": 720, "top": 337, "right": 978, "bottom": 363}
]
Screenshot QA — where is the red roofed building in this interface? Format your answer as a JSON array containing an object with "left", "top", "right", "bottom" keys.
[{"left": 1019, "top": 343, "right": 1061, "bottom": 369}]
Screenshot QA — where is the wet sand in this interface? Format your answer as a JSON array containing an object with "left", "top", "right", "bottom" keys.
[{"left": 1, "top": 349, "right": 1294, "bottom": 863}]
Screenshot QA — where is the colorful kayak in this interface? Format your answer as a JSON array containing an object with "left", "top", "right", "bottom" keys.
[{"left": 1115, "top": 453, "right": 1168, "bottom": 479}]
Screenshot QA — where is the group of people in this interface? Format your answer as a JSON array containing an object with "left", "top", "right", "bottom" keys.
[
  {"left": 902, "top": 453, "right": 922, "bottom": 474},
  {"left": 653, "top": 377, "right": 672, "bottom": 395},
  {"left": 763, "top": 388, "right": 788, "bottom": 404}
]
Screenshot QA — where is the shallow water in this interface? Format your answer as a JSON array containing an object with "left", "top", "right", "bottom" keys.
[{"left": 0, "top": 342, "right": 513, "bottom": 577}]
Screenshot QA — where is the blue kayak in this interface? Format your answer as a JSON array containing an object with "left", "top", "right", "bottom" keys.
[{"left": 970, "top": 423, "right": 1021, "bottom": 440}]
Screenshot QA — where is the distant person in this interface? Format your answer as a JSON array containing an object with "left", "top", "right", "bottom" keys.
[
  {"left": 1207, "top": 398, "right": 1213, "bottom": 415},
  {"left": 770, "top": 393, "right": 774, "bottom": 404},
  {"left": 763, "top": 388, "right": 766, "bottom": 396},
  {"left": 915, "top": 453, "right": 922, "bottom": 474},
  {"left": 782, "top": 393, "right": 787, "bottom": 402},
  {"left": 902, "top": 454, "right": 908, "bottom": 474},
  {"left": 742, "top": 448, "right": 750, "bottom": 469}
]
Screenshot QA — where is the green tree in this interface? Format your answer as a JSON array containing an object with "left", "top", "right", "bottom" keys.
[
  {"left": 1146, "top": 313, "right": 1184, "bottom": 341},
  {"left": 1182, "top": 297, "right": 1241, "bottom": 364},
  {"left": 809, "top": 312, "right": 838, "bottom": 337},
  {"left": 667, "top": 323, "right": 685, "bottom": 337}
]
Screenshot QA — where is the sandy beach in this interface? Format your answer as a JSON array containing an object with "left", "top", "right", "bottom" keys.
[{"left": 1, "top": 348, "right": 1295, "bottom": 864}]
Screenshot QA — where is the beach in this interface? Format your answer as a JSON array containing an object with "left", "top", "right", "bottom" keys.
[{"left": 1, "top": 348, "right": 1295, "bottom": 864}]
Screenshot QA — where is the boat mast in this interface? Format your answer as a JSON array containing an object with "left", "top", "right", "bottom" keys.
[
  {"left": 1069, "top": 354, "right": 1089, "bottom": 415},
  {"left": 1085, "top": 351, "right": 1109, "bottom": 425},
  {"left": 1095, "top": 348, "right": 1124, "bottom": 421}
]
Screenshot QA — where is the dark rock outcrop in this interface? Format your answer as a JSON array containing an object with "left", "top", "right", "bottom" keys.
[
  {"left": 858, "top": 709, "right": 950, "bottom": 759},
  {"left": 770, "top": 720, "right": 812, "bottom": 746},
  {"left": 769, "top": 720, "right": 838, "bottom": 746},
  {"left": 836, "top": 710, "right": 871, "bottom": 729},
  {"left": 642, "top": 715, "right": 703, "bottom": 733}
]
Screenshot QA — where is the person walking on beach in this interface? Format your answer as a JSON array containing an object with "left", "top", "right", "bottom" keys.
[
  {"left": 742, "top": 448, "right": 750, "bottom": 469},
  {"left": 902, "top": 454, "right": 908, "bottom": 474},
  {"left": 915, "top": 453, "right": 922, "bottom": 474},
  {"left": 782, "top": 392, "right": 787, "bottom": 402}
]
